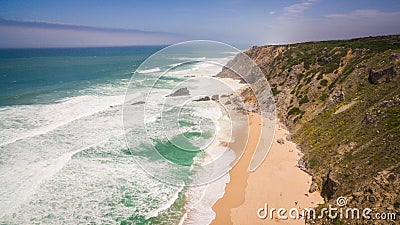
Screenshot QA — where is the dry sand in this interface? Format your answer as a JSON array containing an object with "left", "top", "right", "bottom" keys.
[{"left": 211, "top": 113, "right": 323, "bottom": 225}]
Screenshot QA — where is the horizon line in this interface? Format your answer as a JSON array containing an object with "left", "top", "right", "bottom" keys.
[{"left": 1, "top": 33, "right": 398, "bottom": 50}]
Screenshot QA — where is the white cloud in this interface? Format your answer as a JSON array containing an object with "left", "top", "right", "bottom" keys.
[
  {"left": 0, "top": 19, "right": 184, "bottom": 48},
  {"left": 283, "top": 0, "right": 318, "bottom": 15}
]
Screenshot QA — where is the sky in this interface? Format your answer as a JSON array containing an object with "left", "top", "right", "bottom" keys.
[{"left": 0, "top": 0, "right": 399, "bottom": 48}]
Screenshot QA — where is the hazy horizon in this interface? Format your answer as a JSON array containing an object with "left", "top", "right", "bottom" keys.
[{"left": 1, "top": 33, "right": 399, "bottom": 50}]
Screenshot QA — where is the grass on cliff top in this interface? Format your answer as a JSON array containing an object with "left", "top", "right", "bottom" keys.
[
  {"left": 274, "top": 35, "right": 399, "bottom": 76},
  {"left": 288, "top": 35, "right": 400, "bottom": 52}
]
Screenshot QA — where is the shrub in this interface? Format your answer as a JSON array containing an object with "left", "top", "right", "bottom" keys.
[
  {"left": 320, "top": 79, "right": 329, "bottom": 86},
  {"left": 271, "top": 87, "right": 281, "bottom": 96},
  {"left": 309, "top": 157, "right": 318, "bottom": 168},
  {"left": 288, "top": 107, "right": 302, "bottom": 116},
  {"left": 297, "top": 73, "right": 304, "bottom": 82},
  {"left": 299, "top": 96, "right": 310, "bottom": 105},
  {"left": 319, "top": 93, "right": 329, "bottom": 101}
]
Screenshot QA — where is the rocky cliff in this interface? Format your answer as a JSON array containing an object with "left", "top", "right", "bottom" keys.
[{"left": 217, "top": 35, "right": 400, "bottom": 224}]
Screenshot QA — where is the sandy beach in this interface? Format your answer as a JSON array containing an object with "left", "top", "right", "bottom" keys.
[{"left": 211, "top": 113, "right": 323, "bottom": 225}]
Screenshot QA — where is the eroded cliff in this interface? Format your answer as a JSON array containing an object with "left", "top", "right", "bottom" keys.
[{"left": 217, "top": 35, "right": 400, "bottom": 224}]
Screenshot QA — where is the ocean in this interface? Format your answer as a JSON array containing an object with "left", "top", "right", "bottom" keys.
[{"left": 0, "top": 44, "right": 244, "bottom": 224}]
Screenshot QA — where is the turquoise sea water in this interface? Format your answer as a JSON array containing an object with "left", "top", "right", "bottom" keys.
[
  {"left": 0, "top": 46, "right": 237, "bottom": 224},
  {"left": 0, "top": 46, "right": 162, "bottom": 106}
]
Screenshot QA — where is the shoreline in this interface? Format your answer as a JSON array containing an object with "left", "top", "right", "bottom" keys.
[{"left": 210, "top": 113, "right": 323, "bottom": 224}]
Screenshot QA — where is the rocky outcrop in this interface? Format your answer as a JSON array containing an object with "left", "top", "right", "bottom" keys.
[
  {"left": 330, "top": 89, "right": 345, "bottom": 104},
  {"left": 317, "top": 56, "right": 332, "bottom": 64},
  {"left": 321, "top": 170, "right": 338, "bottom": 201},
  {"left": 193, "top": 95, "right": 220, "bottom": 102},
  {"left": 363, "top": 95, "right": 400, "bottom": 125},
  {"left": 309, "top": 180, "right": 318, "bottom": 193},
  {"left": 285, "top": 134, "right": 292, "bottom": 141},
  {"left": 166, "top": 87, "right": 190, "bottom": 97},
  {"left": 368, "top": 66, "right": 397, "bottom": 84},
  {"left": 390, "top": 53, "right": 400, "bottom": 61},
  {"left": 194, "top": 96, "right": 210, "bottom": 102}
]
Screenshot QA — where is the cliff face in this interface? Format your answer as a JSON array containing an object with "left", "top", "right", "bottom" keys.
[{"left": 217, "top": 35, "right": 400, "bottom": 224}]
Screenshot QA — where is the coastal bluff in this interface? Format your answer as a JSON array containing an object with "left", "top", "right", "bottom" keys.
[{"left": 217, "top": 35, "right": 400, "bottom": 224}]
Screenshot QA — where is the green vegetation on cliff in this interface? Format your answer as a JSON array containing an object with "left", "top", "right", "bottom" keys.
[{"left": 238, "top": 35, "right": 400, "bottom": 224}]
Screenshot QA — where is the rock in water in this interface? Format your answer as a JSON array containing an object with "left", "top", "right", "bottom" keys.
[
  {"left": 166, "top": 88, "right": 190, "bottom": 97},
  {"left": 211, "top": 94, "right": 219, "bottom": 101},
  {"left": 194, "top": 96, "right": 210, "bottom": 102}
]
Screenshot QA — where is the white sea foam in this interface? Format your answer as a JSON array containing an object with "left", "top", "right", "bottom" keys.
[
  {"left": 136, "top": 67, "right": 161, "bottom": 74},
  {"left": 180, "top": 75, "right": 245, "bottom": 225},
  {"left": 177, "top": 97, "right": 233, "bottom": 225},
  {"left": 0, "top": 88, "right": 180, "bottom": 223},
  {"left": 145, "top": 184, "right": 184, "bottom": 220},
  {"left": 165, "top": 56, "right": 232, "bottom": 79},
  {"left": 0, "top": 95, "right": 124, "bottom": 146},
  {"left": 169, "top": 62, "right": 185, "bottom": 68},
  {"left": 0, "top": 94, "right": 129, "bottom": 216},
  {"left": 175, "top": 56, "right": 207, "bottom": 61},
  {"left": 183, "top": 171, "right": 231, "bottom": 225},
  {"left": 0, "top": 139, "right": 110, "bottom": 218}
]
